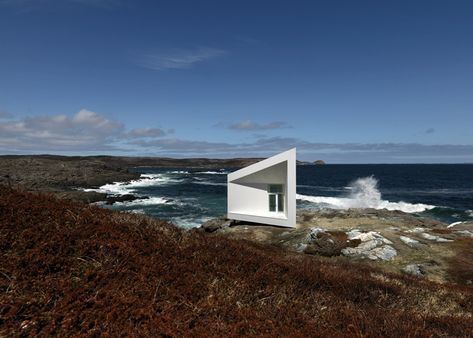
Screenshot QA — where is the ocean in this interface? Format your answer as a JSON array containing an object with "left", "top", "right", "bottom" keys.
[{"left": 89, "top": 164, "right": 473, "bottom": 228}]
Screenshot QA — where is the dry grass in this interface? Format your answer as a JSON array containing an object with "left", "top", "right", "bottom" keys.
[
  {"left": 447, "top": 238, "right": 473, "bottom": 285},
  {"left": 1, "top": 187, "right": 472, "bottom": 337},
  {"left": 431, "top": 228, "right": 454, "bottom": 235}
]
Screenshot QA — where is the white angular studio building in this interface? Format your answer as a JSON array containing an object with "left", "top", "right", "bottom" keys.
[{"left": 227, "top": 148, "right": 296, "bottom": 228}]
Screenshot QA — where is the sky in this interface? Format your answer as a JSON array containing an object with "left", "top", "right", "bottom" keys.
[{"left": 0, "top": 0, "right": 472, "bottom": 163}]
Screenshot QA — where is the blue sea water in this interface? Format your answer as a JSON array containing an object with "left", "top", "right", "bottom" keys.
[{"left": 90, "top": 164, "right": 473, "bottom": 228}]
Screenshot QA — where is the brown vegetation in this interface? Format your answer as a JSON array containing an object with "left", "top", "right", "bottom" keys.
[
  {"left": 448, "top": 238, "right": 473, "bottom": 285},
  {"left": 431, "top": 228, "right": 454, "bottom": 235},
  {"left": 1, "top": 187, "right": 472, "bottom": 337}
]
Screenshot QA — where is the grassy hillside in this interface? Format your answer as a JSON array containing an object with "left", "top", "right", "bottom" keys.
[{"left": 1, "top": 187, "right": 472, "bottom": 336}]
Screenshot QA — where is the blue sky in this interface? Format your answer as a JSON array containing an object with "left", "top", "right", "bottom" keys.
[{"left": 0, "top": 0, "right": 472, "bottom": 163}]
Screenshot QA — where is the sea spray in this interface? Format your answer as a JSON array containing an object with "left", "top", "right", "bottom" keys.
[
  {"left": 297, "top": 176, "right": 435, "bottom": 213},
  {"left": 346, "top": 176, "right": 382, "bottom": 208}
]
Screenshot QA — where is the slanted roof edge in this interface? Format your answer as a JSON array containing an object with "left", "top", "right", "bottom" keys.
[{"left": 228, "top": 148, "right": 296, "bottom": 182}]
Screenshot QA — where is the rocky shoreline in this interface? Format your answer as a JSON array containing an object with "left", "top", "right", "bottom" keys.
[
  {"left": 199, "top": 208, "right": 473, "bottom": 284},
  {"left": 2, "top": 154, "right": 471, "bottom": 285},
  {"left": 0, "top": 154, "right": 261, "bottom": 203}
]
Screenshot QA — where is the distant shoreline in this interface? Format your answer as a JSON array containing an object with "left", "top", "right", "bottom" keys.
[
  {"left": 1, "top": 154, "right": 472, "bottom": 165},
  {"left": 1, "top": 155, "right": 472, "bottom": 205},
  {"left": 0, "top": 155, "right": 261, "bottom": 204}
]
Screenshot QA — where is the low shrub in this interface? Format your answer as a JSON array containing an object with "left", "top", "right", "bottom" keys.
[{"left": 1, "top": 187, "right": 472, "bottom": 336}]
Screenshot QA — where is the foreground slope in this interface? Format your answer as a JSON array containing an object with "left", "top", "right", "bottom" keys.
[{"left": 1, "top": 187, "right": 472, "bottom": 336}]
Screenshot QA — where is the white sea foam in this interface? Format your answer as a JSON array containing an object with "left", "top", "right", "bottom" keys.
[
  {"left": 140, "top": 173, "right": 161, "bottom": 178},
  {"left": 166, "top": 170, "right": 190, "bottom": 174},
  {"left": 171, "top": 216, "right": 213, "bottom": 229},
  {"left": 114, "top": 196, "right": 172, "bottom": 206},
  {"left": 195, "top": 170, "right": 229, "bottom": 175},
  {"left": 83, "top": 173, "right": 182, "bottom": 195},
  {"left": 447, "top": 221, "right": 464, "bottom": 228},
  {"left": 83, "top": 182, "right": 130, "bottom": 195},
  {"left": 297, "top": 176, "right": 435, "bottom": 214}
]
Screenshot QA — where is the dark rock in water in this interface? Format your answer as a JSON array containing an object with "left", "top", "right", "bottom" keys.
[
  {"left": 314, "top": 160, "right": 326, "bottom": 165},
  {"left": 105, "top": 194, "right": 145, "bottom": 205}
]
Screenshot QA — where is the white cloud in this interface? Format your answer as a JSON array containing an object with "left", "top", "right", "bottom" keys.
[
  {"left": 71, "top": 109, "right": 120, "bottom": 132},
  {"left": 0, "top": 109, "right": 123, "bottom": 150},
  {"left": 1, "top": 110, "right": 472, "bottom": 163},
  {"left": 136, "top": 47, "right": 227, "bottom": 71},
  {"left": 0, "top": 109, "right": 173, "bottom": 151}
]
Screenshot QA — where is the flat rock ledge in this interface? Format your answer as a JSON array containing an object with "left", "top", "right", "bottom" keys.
[{"left": 399, "top": 235, "right": 422, "bottom": 248}]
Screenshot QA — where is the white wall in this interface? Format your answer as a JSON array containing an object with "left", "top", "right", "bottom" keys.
[
  {"left": 227, "top": 148, "right": 296, "bottom": 227},
  {"left": 228, "top": 162, "right": 287, "bottom": 218}
]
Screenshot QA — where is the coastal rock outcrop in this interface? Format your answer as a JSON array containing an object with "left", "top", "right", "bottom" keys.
[
  {"left": 304, "top": 228, "right": 360, "bottom": 257},
  {"left": 399, "top": 235, "right": 422, "bottom": 248},
  {"left": 341, "top": 232, "right": 397, "bottom": 261},
  {"left": 207, "top": 208, "right": 473, "bottom": 283},
  {"left": 199, "top": 217, "right": 232, "bottom": 233},
  {"left": 0, "top": 155, "right": 263, "bottom": 204}
]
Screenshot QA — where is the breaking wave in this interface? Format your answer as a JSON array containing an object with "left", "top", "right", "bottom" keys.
[
  {"left": 297, "top": 176, "right": 435, "bottom": 213},
  {"left": 83, "top": 173, "right": 183, "bottom": 195},
  {"left": 113, "top": 196, "right": 173, "bottom": 206}
]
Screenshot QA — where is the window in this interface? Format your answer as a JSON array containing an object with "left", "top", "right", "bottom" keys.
[{"left": 268, "top": 184, "right": 284, "bottom": 213}]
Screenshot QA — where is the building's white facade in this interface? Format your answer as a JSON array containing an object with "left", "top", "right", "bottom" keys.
[{"left": 227, "top": 148, "right": 296, "bottom": 227}]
